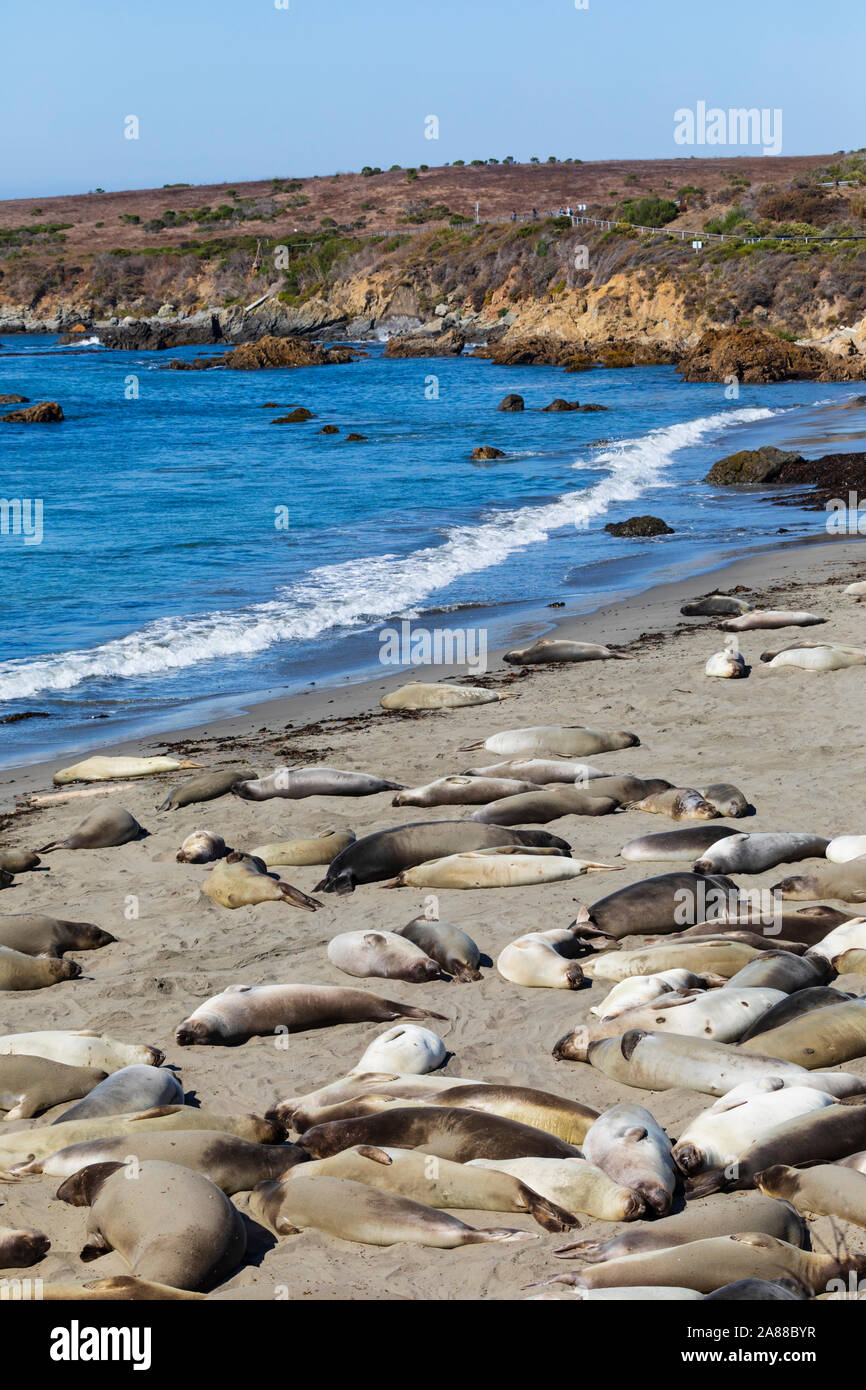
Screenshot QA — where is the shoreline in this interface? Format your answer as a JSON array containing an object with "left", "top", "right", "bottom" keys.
[{"left": 2, "top": 531, "right": 863, "bottom": 810}]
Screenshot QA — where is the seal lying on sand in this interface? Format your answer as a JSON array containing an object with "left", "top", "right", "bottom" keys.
[
  {"left": 288, "top": 1147, "right": 578, "bottom": 1231},
  {"left": 0, "top": 850, "right": 40, "bottom": 874},
  {"left": 158, "top": 767, "right": 255, "bottom": 810},
  {"left": 39, "top": 807, "right": 147, "bottom": 852},
  {"left": 498, "top": 927, "right": 588, "bottom": 989},
  {"left": 584, "top": 872, "right": 738, "bottom": 938},
  {"left": 175, "top": 983, "right": 445, "bottom": 1046},
  {"left": 0, "top": 914, "right": 115, "bottom": 958},
  {"left": 553, "top": 1193, "right": 804, "bottom": 1261},
  {"left": 299, "top": 1106, "right": 583, "bottom": 1162},
  {"left": 393, "top": 776, "right": 539, "bottom": 807},
  {"left": 327, "top": 931, "right": 440, "bottom": 983},
  {"left": 0, "top": 1221, "right": 50, "bottom": 1267},
  {"left": 251, "top": 830, "right": 355, "bottom": 866},
  {"left": 0, "top": 1030, "right": 163, "bottom": 1072},
  {"left": 381, "top": 682, "right": 504, "bottom": 709},
  {"left": 503, "top": 639, "right": 633, "bottom": 664},
  {"left": 672, "top": 1086, "right": 837, "bottom": 1174},
  {"left": 385, "top": 849, "right": 613, "bottom": 890},
  {"left": 53, "top": 756, "right": 199, "bottom": 784},
  {"left": 13, "top": 1131, "right": 305, "bottom": 1190},
  {"left": 57, "top": 1160, "right": 247, "bottom": 1291},
  {"left": 756, "top": 1162, "right": 866, "bottom": 1228},
  {"left": 51, "top": 1065, "right": 184, "bottom": 1125},
  {"left": 232, "top": 767, "right": 404, "bottom": 801},
  {"left": 315, "top": 822, "right": 571, "bottom": 893},
  {"left": 582, "top": 1104, "right": 677, "bottom": 1217},
  {"left": 202, "top": 853, "right": 321, "bottom": 911},
  {"left": 0, "top": 1054, "right": 106, "bottom": 1121},
  {"left": 0, "top": 946, "right": 80, "bottom": 991},
  {"left": 394, "top": 916, "right": 482, "bottom": 982},
  {"left": 462, "top": 727, "right": 640, "bottom": 758},
  {"left": 720, "top": 610, "right": 827, "bottom": 631},
  {"left": 250, "top": 1173, "right": 539, "bottom": 1247},
  {"left": 176, "top": 831, "right": 230, "bottom": 863},
  {"left": 582, "top": 1029, "right": 807, "bottom": 1095}
]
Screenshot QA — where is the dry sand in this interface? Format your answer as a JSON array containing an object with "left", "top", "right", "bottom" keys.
[{"left": 1, "top": 535, "right": 865, "bottom": 1300}]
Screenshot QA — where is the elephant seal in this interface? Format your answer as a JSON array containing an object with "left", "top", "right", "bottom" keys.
[
  {"left": 761, "top": 643, "right": 866, "bottom": 671},
  {"left": 471, "top": 787, "right": 621, "bottom": 824},
  {"left": 176, "top": 830, "right": 230, "bottom": 863},
  {"left": 725, "top": 952, "right": 834, "bottom": 995},
  {"left": 690, "top": 1100, "right": 866, "bottom": 1194},
  {"left": 203, "top": 853, "right": 321, "bottom": 911},
  {"left": 51, "top": 1065, "right": 184, "bottom": 1125},
  {"left": 620, "top": 825, "right": 735, "bottom": 862},
  {"left": 39, "top": 807, "right": 147, "bottom": 852},
  {"left": 582, "top": 1104, "right": 677, "bottom": 1216},
  {"left": 625, "top": 788, "right": 719, "bottom": 821},
  {"left": 827, "top": 834, "right": 866, "bottom": 863},
  {"left": 0, "top": 1221, "right": 51, "bottom": 1267},
  {"left": 250, "top": 830, "right": 355, "bottom": 866},
  {"left": 720, "top": 610, "right": 827, "bottom": 631},
  {"left": 57, "top": 1160, "right": 247, "bottom": 1291},
  {"left": 462, "top": 759, "right": 610, "bottom": 784},
  {"left": 582, "top": 939, "right": 758, "bottom": 982},
  {"left": 327, "top": 931, "right": 440, "bottom": 982},
  {"left": 554, "top": 1192, "right": 805, "bottom": 1261},
  {"left": 0, "top": 1030, "right": 163, "bottom": 1072},
  {"left": 232, "top": 767, "right": 404, "bottom": 801},
  {"left": 756, "top": 1162, "right": 866, "bottom": 1228},
  {"left": 498, "top": 928, "right": 587, "bottom": 989},
  {"left": 394, "top": 916, "right": 482, "bottom": 982},
  {"left": 354, "top": 1024, "right": 446, "bottom": 1074},
  {"left": 703, "top": 1278, "right": 807, "bottom": 1301},
  {"left": 468, "top": 1157, "right": 642, "bottom": 1221},
  {"left": 0, "top": 850, "right": 40, "bottom": 873},
  {"left": 845, "top": 580, "right": 866, "bottom": 597},
  {"left": 53, "top": 755, "right": 199, "bottom": 784},
  {"left": 465, "top": 727, "right": 640, "bottom": 758},
  {"left": 705, "top": 650, "right": 747, "bottom": 678},
  {"left": 0, "top": 1106, "right": 280, "bottom": 1167},
  {"left": 776, "top": 861, "right": 866, "bottom": 903},
  {"left": 250, "top": 1173, "right": 537, "bottom": 1247},
  {"left": 807, "top": 916, "right": 866, "bottom": 962},
  {"left": 0, "top": 914, "right": 115, "bottom": 957},
  {"left": 707, "top": 1071, "right": 864, "bottom": 1107},
  {"left": 299, "top": 1106, "right": 582, "bottom": 1162},
  {"left": 503, "top": 639, "right": 633, "bottom": 664},
  {"left": 426, "top": 1083, "right": 597, "bottom": 1144},
  {"left": 0, "top": 1223, "right": 49, "bottom": 1267},
  {"left": 832, "top": 949, "right": 866, "bottom": 973},
  {"left": 0, "top": 868, "right": 11, "bottom": 890},
  {"left": 585, "top": 872, "right": 738, "bottom": 939},
  {"left": 694, "top": 832, "right": 829, "bottom": 876},
  {"left": 393, "top": 776, "right": 539, "bottom": 807},
  {"left": 583, "top": 1029, "right": 807, "bottom": 1095},
  {"left": 699, "top": 784, "right": 750, "bottom": 818},
  {"left": 15, "top": 1131, "right": 305, "bottom": 1190},
  {"left": 175, "top": 983, "right": 445, "bottom": 1046},
  {"left": 315, "top": 822, "right": 571, "bottom": 894},
  {"left": 681, "top": 595, "right": 751, "bottom": 617},
  {"left": 388, "top": 850, "right": 612, "bottom": 890},
  {"left": 158, "top": 767, "right": 255, "bottom": 810},
  {"left": 555, "top": 1232, "right": 860, "bottom": 1294},
  {"left": 555, "top": 987, "right": 786, "bottom": 1061},
  {"left": 381, "top": 682, "right": 503, "bottom": 710},
  {"left": 591, "top": 969, "right": 713, "bottom": 1019},
  {"left": 738, "top": 999, "right": 866, "bottom": 1067},
  {"left": 0, "top": 1054, "right": 106, "bottom": 1120},
  {"left": 289, "top": 1147, "right": 577, "bottom": 1231},
  {"left": 36, "top": 1276, "right": 204, "bottom": 1301},
  {"left": 275, "top": 1074, "right": 484, "bottom": 1133},
  {"left": 701, "top": 902, "right": 849, "bottom": 945},
  {"left": 0, "top": 946, "right": 80, "bottom": 990},
  {"left": 673, "top": 1086, "right": 837, "bottom": 1175}
]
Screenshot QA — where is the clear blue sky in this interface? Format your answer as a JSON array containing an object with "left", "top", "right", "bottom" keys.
[{"left": 1, "top": 0, "right": 862, "bottom": 199}]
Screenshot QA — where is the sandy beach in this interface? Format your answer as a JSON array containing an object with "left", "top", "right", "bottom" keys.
[{"left": 1, "top": 533, "right": 865, "bottom": 1300}]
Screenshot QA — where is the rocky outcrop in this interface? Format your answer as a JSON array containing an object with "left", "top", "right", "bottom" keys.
[
  {"left": 477, "top": 337, "right": 594, "bottom": 370},
  {"left": 705, "top": 447, "right": 805, "bottom": 486},
  {"left": 678, "top": 326, "right": 865, "bottom": 384},
  {"left": 605, "top": 515, "right": 674, "bottom": 537},
  {"left": 318, "top": 425, "right": 340, "bottom": 434},
  {"left": 0, "top": 394, "right": 29, "bottom": 405},
  {"left": 471, "top": 445, "right": 506, "bottom": 459},
  {"left": 497, "top": 394, "right": 524, "bottom": 412},
  {"left": 383, "top": 329, "right": 465, "bottom": 358},
  {"left": 542, "top": 398, "right": 608, "bottom": 412},
  {"left": 1, "top": 401, "right": 63, "bottom": 422},
  {"left": 272, "top": 407, "right": 314, "bottom": 423},
  {"left": 164, "top": 336, "right": 356, "bottom": 370},
  {"left": 346, "top": 433, "right": 367, "bottom": 441}
]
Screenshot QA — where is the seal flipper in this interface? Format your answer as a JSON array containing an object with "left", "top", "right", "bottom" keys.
[
  {"left": 356, "top": 1146, "right": 393, "bottom": 1165},
  {"left": 278, "top": 882, "right": 323, "bottom": 912},
  {"left": 80, "top": 1231, "right": 111, "bottom": 1262},
  {"left": 519, "top": 1185, "right": 581, "bottom": 1234}
]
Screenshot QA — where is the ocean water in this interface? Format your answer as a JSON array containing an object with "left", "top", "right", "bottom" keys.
[{"left": 0, "top": 334, "right": 861, "bottom": 767}]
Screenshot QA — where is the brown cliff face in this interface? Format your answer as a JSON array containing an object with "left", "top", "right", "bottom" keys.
[{"left": 678, "top": 326, "right": 852, "bottom": 383}]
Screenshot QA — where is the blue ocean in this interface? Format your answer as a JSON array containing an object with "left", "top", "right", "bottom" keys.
[{"left": 0, "top": 334, "right": 861, "bottom": 767}]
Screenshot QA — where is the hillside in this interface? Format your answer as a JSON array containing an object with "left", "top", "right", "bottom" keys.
[{"left": 2, "top": 153, "right": 866, "bottom": 375}]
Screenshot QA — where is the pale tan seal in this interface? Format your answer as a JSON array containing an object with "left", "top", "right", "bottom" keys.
[
  {"left": 288, "top": 1146, "right": 577, "bottom": 1231},
  {"left": 552, "top": 1192, "right": 804, "bottom": 1261},
  {"left": 393, "top": 776, "right": 539, "bottom": 807},
  {"left": 470, "top": 786, "right": 624, "bottom": 825},
  {"left": 467, "top": 1157, "right": 642, "bottom": 1221},
  {"left": 705, "top": 650, "right": 747, "bottom": 678},
  {"left": 761, "top": 643, "right": 866, "bottom": 671},
  {"left": 689, "top": 1100, "right": 866, "bottom": 1194},
  {"left": 625, "top": 787, "right": 719, "bottom": 821},
  {"left": 581, "top": 939, "right": 758, "bottom": 982},
  {"left": 461, "top": 758, "right": 610, "bottom": 784},
  {"left": 175, "top": 983, "right": 445, "bottom": 1046},
  {"left": 385, "top": 849, "right": 614, "bottom": 890},
  {"left": 203, "top": 853, "right": 321, "bottom": 911},
  {"left": 57, "top": 1159, "right": 247, "bottom": 1290},
  {"left": 0, "top": 946, "right": 81, "bottom": 991},
  {"left": 353, "top": 1023, "right": 447, "bottom": 1073},
  {"left": 464, "top": 726, "right": 640, "bottom": 758},
  {"left": 582, "top": 1029, "right": 807, "bottom": 1095},
  {"left": 381, "top": 682, "right": 504, "bottom": 709},
  {"left": 720, "top": 610, "right": 827, "bottom": 631},
  {"left": 39, "top": 806, "right": 147, "bottom": 852},
  {"left": 0, "top": 1105, "right": 280, "bottom": 1168},
  {"left": 673, "top": 1086, "right": 837, "bottom": 1175},
  {"left": 775, "top": 860, "right": 866, "bottom": 902},
  {"left": 497, "top": 927, "right": 587, "bottom": 989},
  {"left": 503, "top": 639, "right": 633, "bottom": 664},
  {"left": 0, "top": 1054, "right": 106, "bottom": 1120},
  {"left": 738, "top": 999, "right": 866, "bottom": 1067},
  {"left": 326, "top": 931, "right": 440, "bottom": 982},
  {"left": 53, "top": 755, "right": 199, "bottom": 784},
  {"left": 176, "top": 830, "right": 230, "bottom": 863},
  {"left": 756, "top": 1162, "right": 866, "bottom": 1227},
  {"left": 250, "top": 830, "right": 355, "bottom": 866},
  {"left": 582, "top": 1103, "right": 677, "bottom": 1216},
  {"left": 0, "top": 1030, "right": 163, "bottom": 1072},
  {"left": 555, "top": 987, "right": 786, "bottom": 1061},
  {"left": 0, "top": 850, "right": 41, "bottom": 873},
  {"left": 250, "top": 1173, "right": 538, "bottom": 1246}
]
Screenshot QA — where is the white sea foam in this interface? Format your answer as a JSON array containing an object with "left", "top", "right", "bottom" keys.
[{"left": 0, "top": 405, "right": 777, "bottom": 701}]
